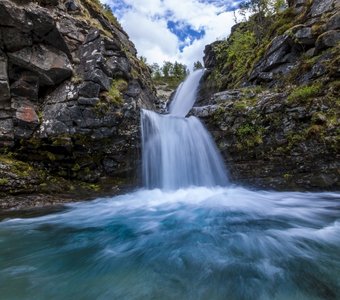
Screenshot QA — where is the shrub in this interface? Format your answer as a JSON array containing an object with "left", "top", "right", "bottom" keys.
[
  {"left": 107, "top": 79, "right": 128, "bottom": 105},
  {"left": 287, "top": 83, "right": 322, "bottom": 103}
]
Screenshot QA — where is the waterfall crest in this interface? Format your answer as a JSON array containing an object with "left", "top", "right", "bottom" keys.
[
  {"left": 169, "top": 69, "right": 205, "bottom": 117},
  {"left": 141, "top": 69, "right": 228, "bottom": 190}
]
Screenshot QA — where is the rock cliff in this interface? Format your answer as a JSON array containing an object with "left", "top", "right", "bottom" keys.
[
  {"left": 0, "top": 0, "right": 157, "bottom": 202},
  {"left": 194, "top": 0, "right": 339, "bottom": 190}
]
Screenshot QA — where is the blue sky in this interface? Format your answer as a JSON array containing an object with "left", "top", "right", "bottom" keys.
[{"left": 100, "top": 0, "right": 244, "bottom": 69}]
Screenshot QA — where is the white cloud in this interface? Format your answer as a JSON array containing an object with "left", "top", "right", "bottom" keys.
[{"left": 100, "top": 0, "right": 239, "bottom": 69}]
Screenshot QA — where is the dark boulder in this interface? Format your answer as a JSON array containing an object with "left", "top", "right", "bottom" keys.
[
  {"left": 65, "top": 0, "right": 80, "bottom": 12},
  {"left": 292, "top": 25, "right": 315, "bottom": 46},
  {"left": 203, "top": 41, "right": 223, "bottom": 69},
  {"left": 250, "top": 35, "right": 297, "bottom": 82},
  {"left": 326, "top": 12, "right": 340, "bottom": 31},
  {"left": 25, "top": 6, "right": 70, "bottom": 56},
  {"left": 315, "top": 30, "right": 340, "bottom": 54},
  {"left": 8, "top": 44, "right": 73, "bottom": 86},
  {"left": 12, "top": 99, "right": 39, "bottom": 139},
  {"left": 309, "top": 0, "right": 335, "bottom": 17},
  {"left": 10, "top": 72, "right": 39, "bottom": 101},
  {"left": 0, "top": 51, "right": 10, "bottom": 103},
  {"left": 79, "top": 81, "right": 101, "bottom": 98},
  {"left": 1, "top": 27, "right": 32, "bottom": 52}
]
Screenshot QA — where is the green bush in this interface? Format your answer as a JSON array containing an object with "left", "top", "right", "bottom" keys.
[
  {"left": 107, "top": 79, "right": 128, "bottom": 105},
  {"left": 287, "top": 83, "right": 322, "bottom": 103}
]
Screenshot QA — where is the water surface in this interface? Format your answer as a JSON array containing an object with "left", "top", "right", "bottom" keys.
[{"left": 1, "top": 187, "right": 339, "bottom": 300}]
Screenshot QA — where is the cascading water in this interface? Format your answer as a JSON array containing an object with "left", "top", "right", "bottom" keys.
[
  {"left": 169, "top": 69, "right": 205, "bottom": 117},
  {"left": 141, "top": 69, "right": 228, "bottom": 189},
  {"left": 0, "top": 70, "right": 339, "bottom": 300}
]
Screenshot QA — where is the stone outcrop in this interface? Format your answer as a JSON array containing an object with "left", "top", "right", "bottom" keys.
[
  {"left": 196, "top": 0, "right": 339, "bottom": 190},
  {"left": 0, "top": 0, "right": 157, "bottom": 197},
  {"left": 192, "top": 88, "right": 339, "bottom": 190}
]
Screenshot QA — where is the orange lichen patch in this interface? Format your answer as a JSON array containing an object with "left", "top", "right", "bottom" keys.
[{"left": 16, "top": 105, "right": 39, "bottom": 124}]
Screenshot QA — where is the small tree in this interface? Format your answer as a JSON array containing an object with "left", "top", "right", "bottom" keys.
[
  {"left": 193, "top": 61, "right": 204, "bottom": 71},
  {"left": 150, "top": 63, "right": 162, "bottom": 79},
  {"left": 139, "top": 56, "right": 147, "bottom": 63},
  {"left": 162, "top": 61, "right": 174, "bottom": 78}
]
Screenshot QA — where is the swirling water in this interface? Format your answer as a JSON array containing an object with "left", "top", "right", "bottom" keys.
[{"left": 0, "top": 187, "right": 339, "bottom": 299}]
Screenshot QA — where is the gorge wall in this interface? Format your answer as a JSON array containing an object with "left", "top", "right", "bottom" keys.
[
  {"left": 0, "top": 0, "right": 157, "bottom": 201},
  {"left": 194, "top": 0, "right": 339, "bottom": 190}
]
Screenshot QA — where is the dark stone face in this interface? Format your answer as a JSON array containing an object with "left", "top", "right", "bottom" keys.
[{"left": 0, "top": 0, "right": 157, "bottom": 192}]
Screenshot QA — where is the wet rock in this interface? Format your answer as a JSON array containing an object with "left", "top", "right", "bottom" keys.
[
  {"left": 79, "top": 81, "right": 101, "bottom": 98},
  {"left": 1, "top": 27, "right": 32, "bottom": 52},
  {"left": 293, "top": 25, "right": 315, "bottom": 45},
  {"left": 83, "top": 68, "right": 111, "bottom": 91},
  {"left": 0, "top": 118, "right": 14, "bottom": 146},
  {"left": 8, "top": 44, "right": 73, "bottom": 86},
  {"left": 292, "top": 0, "right": 308, "bottom": 14},
  {"left": 204, "top": 41, "right": 222, "bottom": 69},
  {"left": 315, "top": 30, "right": 340, "bottom": 54},
  {"left": 104, "top": 56, "right": 131, "bottom": 79},
  {"left": 0, "top": 0, "right": 28, "bottom": 28},
  {"left": 326, "top": 12, "right": 340, "bottom": 31},
  {"left": 250, "top": 35, "right": 295, "bottom": 82},
  {"left": 13, "top": 99, "right": 39, "bottom": 138},
  {"left": 10, "top": 72, "right": 39, "bottom": 101},
  {"left": 64, "top": 0, "right": 79, "bottom": 12},
  {"left": 25, "top": 6, "right": 70, "bottom": 56},
  {"left": 0, "top": 51, "right": 10, "bottom": 103},
  {"left": 309, "top": 0, "right": 334, "bottom": 17},
  {"left": 78, "top": 97, "right": 100, "bottom": 106},
  {"left": 57, "top": 17, "right": 86, "bottom": 44}
]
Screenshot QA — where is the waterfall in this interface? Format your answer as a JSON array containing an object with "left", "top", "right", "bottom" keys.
[
  {"left": 169, "top": 69, "right": 205, "bottom": 117},
  {"left": 141, "top": 70, "right": 228, "bottom": 190}
]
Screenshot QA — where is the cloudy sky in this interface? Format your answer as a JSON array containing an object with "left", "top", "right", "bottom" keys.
[{"left": 100, "top": 0, "right": 244, "bottom": 69}]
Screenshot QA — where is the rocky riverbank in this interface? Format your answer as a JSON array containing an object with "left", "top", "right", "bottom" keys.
[{"left": 0, "top": 0, "right": 157, "bottom": 206}]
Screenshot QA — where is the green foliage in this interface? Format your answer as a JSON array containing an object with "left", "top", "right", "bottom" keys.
[
  {"left": 237, "top": 123, "right": 257, "bottom": 137},
  {"left": 236, "top": 123, "right": 264, "bottom": 149},
  {"left": 224, "top": 29, "right": 257, "bottom": 86},
  {"left": 0, "top": 178, "right": 9, "bottom": 185},
  {"left": 107, "top": 79, "right": 128, "bottom": 105},
  {"left": 193, "top": 61, "right": 204, "bottom": 70},
  {"left": 87, "top": 0, "right": 120, "bottom": 27},
  {"left": 150, "top": 61, "right": 188, "bottom": 88},
  {"left": 287, "top": 83, "right": 322, "bottom": 103},
  {"left": 239, "top": 0, "right": 288, "bottom": 18}
]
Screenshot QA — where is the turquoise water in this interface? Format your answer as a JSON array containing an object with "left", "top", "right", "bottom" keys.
[{"left": 0, "top": 187, "right": 339, "bottom": 300}]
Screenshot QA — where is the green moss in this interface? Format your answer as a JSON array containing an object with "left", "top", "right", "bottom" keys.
[
  {"left": 306, "top": 124, "right": 325, "bottom": 137},
  {"left": 283, "top": 173, "right": 292, "bottom": 180},
  {"left": 80, "top": 182, "right": 101, "bottom": 192},
  {"left": 80, "top": 0, "right": 121, "bottom": 28},
  {"left": 45, "top": 152, "right": 56, "bottom": 161},
  {"left": 0, "top": 178, "right": 9, "bottom": 185},
  {"left": 72, "top": 163, "right": 81, "bottom": 172},
  {"left": 106, "top": 79, "right": 128, "bottom": 105},
  {"left": 0, "top": 155, "right": 33, "bottom": 177},
  {"left": 287, "top": 83, "right": 322, "bottom": 103},
  {"left": 236, "top": 123, "right": 264, "bottom": 149}
]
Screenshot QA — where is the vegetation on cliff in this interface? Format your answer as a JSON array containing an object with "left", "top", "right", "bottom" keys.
[{"left": 196, "top": 0, "right": 339, "bottom": 190}]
